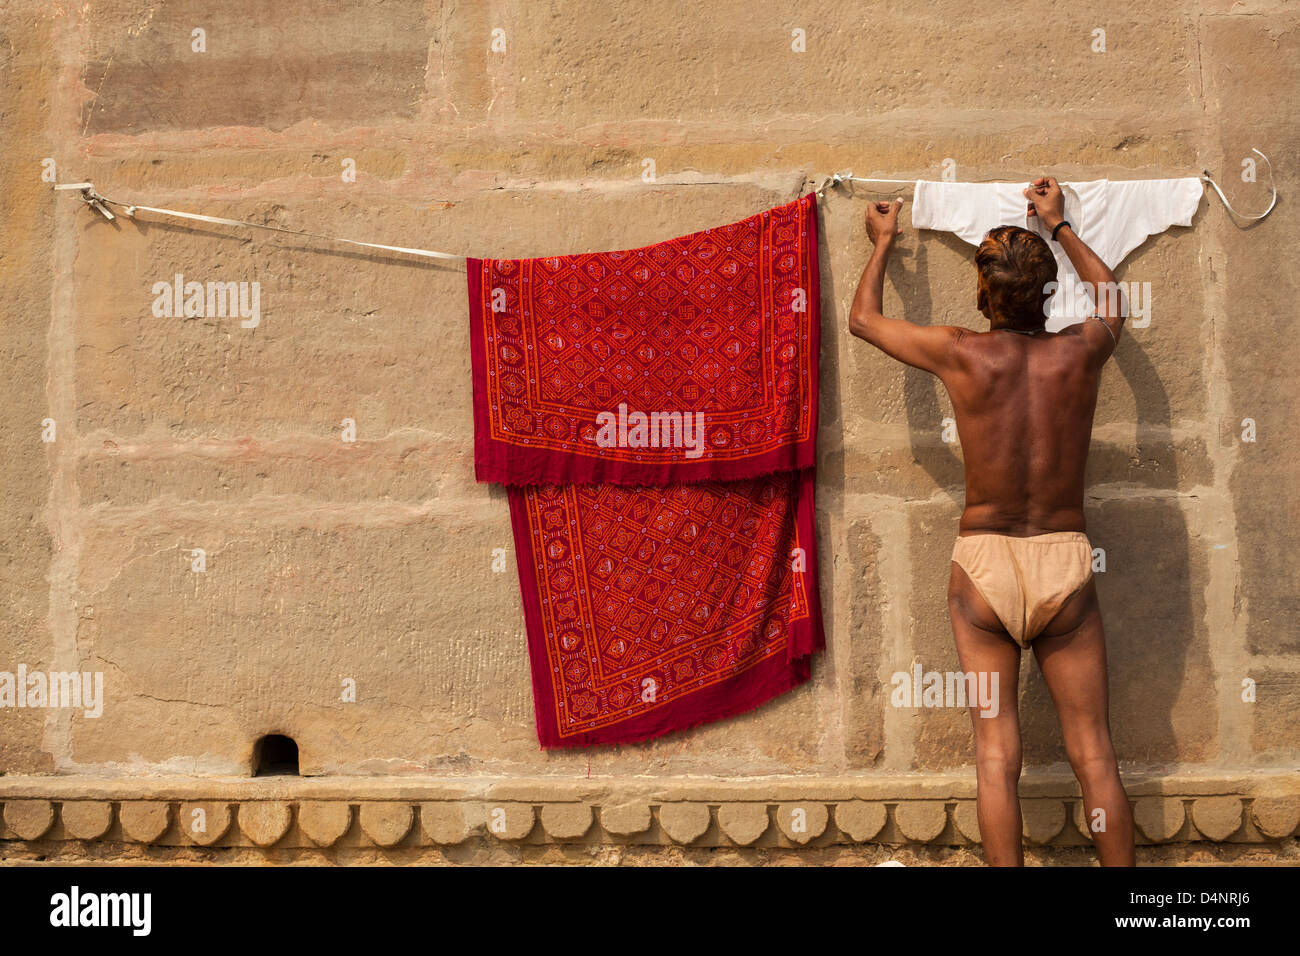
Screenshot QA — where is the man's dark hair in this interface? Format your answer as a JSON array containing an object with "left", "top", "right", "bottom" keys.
[{"left": 974, "top": 225, "right": 1058, "bottom": 332}]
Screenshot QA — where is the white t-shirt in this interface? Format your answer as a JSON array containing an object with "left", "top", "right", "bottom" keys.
[{"left": 912, "top": 178, "right": 1203, "bottom": 330}]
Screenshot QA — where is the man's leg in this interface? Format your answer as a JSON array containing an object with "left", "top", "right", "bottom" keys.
[
  {"left": 948, "top": 562, "right": 1024, "bottom": 866},
  {"left": 1033, "top": 579, "right": 1136, "bottom": 866}
]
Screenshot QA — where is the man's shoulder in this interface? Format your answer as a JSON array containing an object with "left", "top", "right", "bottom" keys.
[
  {"left": 1049, "top": 322, "right": 1116, "bottom": 364},
  {"left": 1049, "top": 324, "right": 1090, "bottom": 340}
]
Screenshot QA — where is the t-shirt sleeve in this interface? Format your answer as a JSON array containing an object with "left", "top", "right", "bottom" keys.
[
  {"left": 1096, "top": 178, "right": 1204, "bottom": 266},
  {"left": 911, "top": 181, "right": 1004, "bottom": 247}
]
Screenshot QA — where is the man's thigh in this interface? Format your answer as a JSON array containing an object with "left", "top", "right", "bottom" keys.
[
  {"left": 1032, "top": 582, "right": 1113, "bottom": 734},
  {"left": 948, "top": 562, "right": 1022, "bottom": 730}
]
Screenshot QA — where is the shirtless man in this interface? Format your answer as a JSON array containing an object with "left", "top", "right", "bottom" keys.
[{"left": 849, "top": 177, "right": 1135, "bottom": 866}]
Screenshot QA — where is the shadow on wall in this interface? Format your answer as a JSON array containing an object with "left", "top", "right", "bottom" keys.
[
  {"left": 1076, "top": 328, "right": 1198, "bottom": 765},
  {"left": 892, "top": 235, "right": 964, "bottom": 501},
  {"left": 814, "top": 199, "right": 845, "bottom": 721},
  {"left": 888, "top": 230, "right": 1198, "bottom": 767}
]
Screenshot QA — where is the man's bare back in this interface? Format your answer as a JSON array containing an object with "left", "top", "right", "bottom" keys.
[{"left": 944, "top": 326, "right": 1103, "bottom": 536}]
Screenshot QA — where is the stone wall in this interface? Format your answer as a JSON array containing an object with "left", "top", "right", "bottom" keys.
[{"left": 1, "top": 0, "right": 1297, "bottom": 863}]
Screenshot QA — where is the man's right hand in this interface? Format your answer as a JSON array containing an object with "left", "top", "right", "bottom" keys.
[
  {"left": 866, "top": 198, "right": 904, "bottom": 247},
  {"left": 1024, "top": 177, "right": 1065, "bottom": 232}
]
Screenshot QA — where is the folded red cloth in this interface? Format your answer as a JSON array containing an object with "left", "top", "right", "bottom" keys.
[
  {"left": 468, "top": 194, "right": 819, "bottom": 486},
  {"left": 468, "top": 194, "right": 824, "bottom": 747},
  {"left": 510, "top": 470, "right": 822, "bottom": 747}
]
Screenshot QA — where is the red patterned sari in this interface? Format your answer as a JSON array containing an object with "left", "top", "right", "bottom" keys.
[{"left": 468, "top": 195, "right": 824, "bottom": 746}]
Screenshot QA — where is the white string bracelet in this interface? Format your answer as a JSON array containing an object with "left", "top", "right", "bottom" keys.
[{"left": 1089, "top": 314, "right": 1119, "bottom": 345}]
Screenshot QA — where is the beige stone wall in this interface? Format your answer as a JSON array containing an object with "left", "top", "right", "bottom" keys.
[{"left": 2, "top": 0, "right": 1298, "bottom": 860}]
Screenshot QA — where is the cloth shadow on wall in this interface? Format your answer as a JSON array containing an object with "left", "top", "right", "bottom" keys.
[{"left": 813, "top": 223, "right": 843, "bottom": 699}]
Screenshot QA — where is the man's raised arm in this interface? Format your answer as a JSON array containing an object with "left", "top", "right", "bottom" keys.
[
  {"left": 1024, "top": 176, "right": 1127, "bottom": 359},
  {"left": 848, "top": 198, "right": 962, "bottom": 375}
]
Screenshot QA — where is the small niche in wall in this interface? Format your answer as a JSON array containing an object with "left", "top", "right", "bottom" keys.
[{"left": 253, "top": 734, "right": 300, "bottom": 776}]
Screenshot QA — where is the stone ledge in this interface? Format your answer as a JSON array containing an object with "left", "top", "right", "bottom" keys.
[{"left": 1, "top": 772, "right": 1295, "bottom": 850}]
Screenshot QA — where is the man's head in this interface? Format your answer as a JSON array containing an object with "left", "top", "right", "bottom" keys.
[{"left": 974, "top": 225, "right": 1058, "bottom": 332}]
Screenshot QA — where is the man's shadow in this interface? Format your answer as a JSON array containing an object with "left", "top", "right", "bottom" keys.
[{"left": 892, "top": 236, "right": 964, "bottom": 500}]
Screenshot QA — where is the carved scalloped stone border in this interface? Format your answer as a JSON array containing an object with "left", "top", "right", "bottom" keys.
[{"left": 0, "top": 774, "right": 1295, "bottom": 851}]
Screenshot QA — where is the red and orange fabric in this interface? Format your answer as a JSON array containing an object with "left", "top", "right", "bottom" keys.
[{"left": 468, "top": 194, "right": 824, "bottom": 747}]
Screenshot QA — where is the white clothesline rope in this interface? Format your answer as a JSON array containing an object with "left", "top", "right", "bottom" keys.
[
  {"left": 52, "top": 183, "right": 466, "bottom": 262},
  {"left": 820, "top": 148, "right": 1277, "bottom": 222},
  {"left": 53, "top": 150, "right": 1276, "bottom": 265}
]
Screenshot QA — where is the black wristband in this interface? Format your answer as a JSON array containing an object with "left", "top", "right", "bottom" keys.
[{"left": 1051, "top": 220, "right": 1072, "bottom": 242}]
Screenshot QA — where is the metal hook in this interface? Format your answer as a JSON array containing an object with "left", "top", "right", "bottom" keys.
[
  {"left": 82, "top": 188, "right": 116, "bottom": 222},
  {"left": 53, "top": 181, "right": 116, "bottom": 220}
]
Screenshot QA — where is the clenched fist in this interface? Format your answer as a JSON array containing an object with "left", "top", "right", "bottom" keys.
[
  {"left": 866, "top": 198, "right": 904, "bottom": 246},
  {"left": 1023, "top": 177, "right": 1066, "bottom": 232}
]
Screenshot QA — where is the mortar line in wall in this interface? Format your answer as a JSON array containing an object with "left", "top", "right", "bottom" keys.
[
  {"left": 72, "top": 113, "right": 1208, "bottom": 160},
  {"left": 1083, "top": 485, "right": 1219, "bottom": 501},
  {"left": 74, "top": 430, "right": 474, "bottom": 457},
  {"left": 1192, "top": 15, "right": 1251, "bottom": 767},
  {"left": 66, "top": 424, "right": 1208, "bottom": 472},
  {"left": 849, "top": 419, "right": 1225, "bottom": 447},
  {"left": 44, "top": 11, "right": 91, "bottom": 770},
  {"left": 819, "top": 502, "right": 847, "bottom": 772},
  {"left": 1194, "top": 14, "right": 1207, "bottom": 109},
  {"left": 77, "top": 496, "right": 504, "bottom": 530},
  {"left": 877, "top": 506, "right": 917, "bottom": 772},
  {"left": 1204, "top": 285, "right": 1251, "bottom": 765}
]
